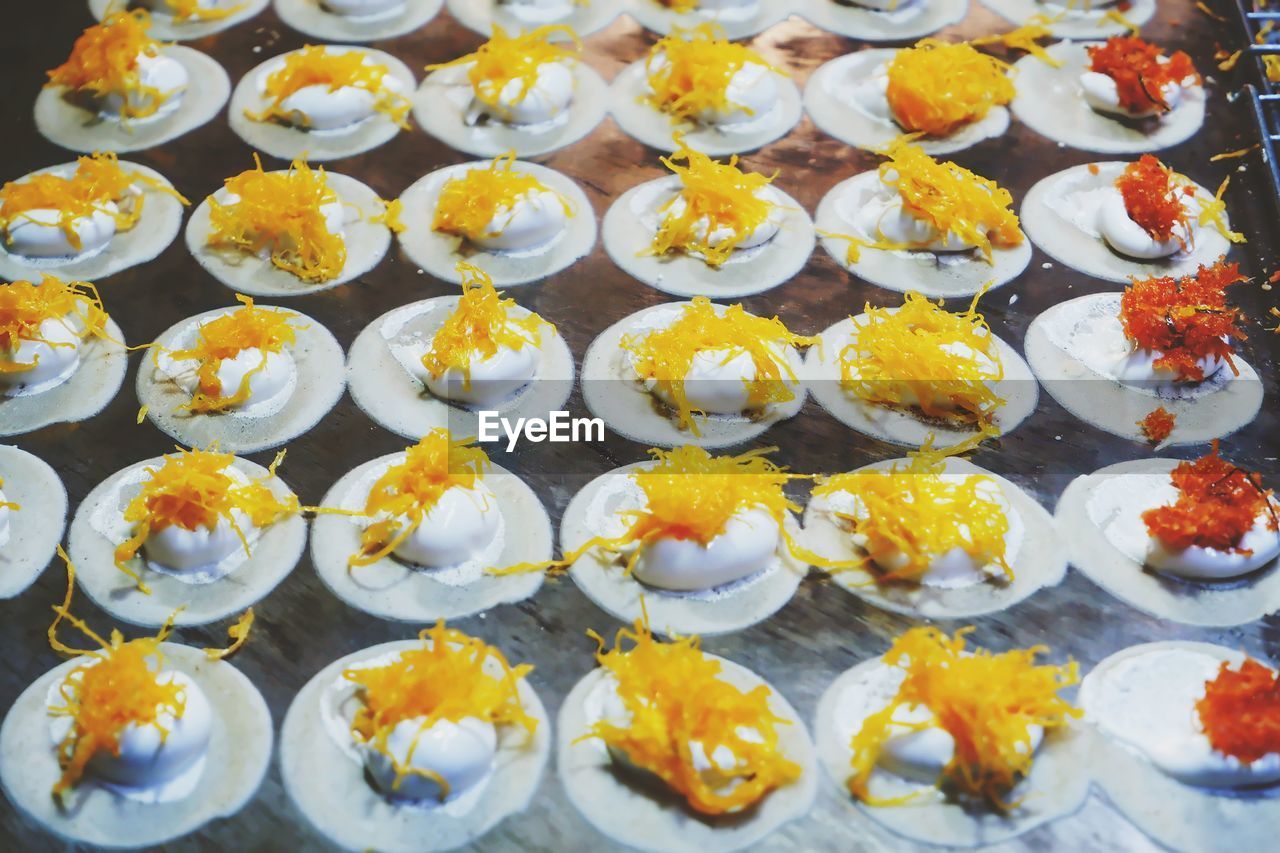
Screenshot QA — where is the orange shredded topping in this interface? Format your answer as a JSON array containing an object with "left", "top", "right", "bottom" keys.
[
  {"left": 353, "top": 430, "right": 491, "bottom": 567},
  {"left": 161, "top": 0, "right": 244, "bottom": 21},
  {"left": 642, "top": 24, "right": 781, "bottom": 125},
  {"left": 426, "top": 25, "right": 580, "bottom": 121},
  {"left": 1196, "top": 657, "right": 1280, "bottom": 764},
  {"left": 1115, "top": 155, "right": 1194, "bottom": 243},
  {"left": 345, "top": 621, "right": 536, "bottom": 797},
  {"left": 432, "top": 152, "right": 570, "bottom": 243},
  {"left": 814, "top": 439, "right": 1011, "bottom": 584},
  {"left": 1087, "top": 36, "right": 1199, "bottom": 115},
  {"left": 204, "top": 607, "right": 254, "bottom": 660},
  {"left": 1210, "top": 145, "right": 1258, "bottom": 162},
  {"left": 849, "top": 627, "right": 1079, "bottom": 807},
  {"left": 647, "top": 136, "right": 779, "bottom": 267},
  {"left": 586, "top": 615, "right": 801, "bottom": 815},
  {"left": 1138, "top": 407, "right": 1175, "bottom": 444},
  {"left": 163, "top": 294, "right": 301, "bottom": 413},
  {"left": 115, "top": 447, "right": 299, "bottom": 591},
  {"left": 0, "top": 152, "right": 186, "bottom": 251},
  {"left": 840, "top": 291, "right": 1005, "bottom": 437},
  {"left": 621, "top": 297, "right": 813, "bottom": 435},
  {"left": 207, "top": 155, "right": 346, "bottom": 284},
  {"left": 46, "top": 10, "right": 177, "bottom": 120},
  {"left": 249, "top": 45, "right": 410, "bottom": 128},
  {"left": 885, "top": 39, "right": 1014, "bottom": 137},
  {"left": 419, "top": 262, "right": 552, "bottom": 390},
  {"left": 1142, "top": 443, "right": 1275, "bottom": 553},
  {"left": 1118, "top": 258, "right": 1245, "bottom": 382},
  {"left": 0, "top": 276, "right": 109, "bottom": 375}
]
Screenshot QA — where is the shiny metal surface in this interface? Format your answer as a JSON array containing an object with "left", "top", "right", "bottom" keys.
[{"left": 0, "top": 2, "right": 1276, "bottom": 850}]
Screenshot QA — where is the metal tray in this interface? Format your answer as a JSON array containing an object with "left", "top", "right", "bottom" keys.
[{"left": 0, "top": 2, "right": 1276, "bottom": 850}]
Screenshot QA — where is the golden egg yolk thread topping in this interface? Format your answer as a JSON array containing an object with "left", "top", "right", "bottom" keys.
[
  {"left": 813, "top": 438, "right": 1012, "bottom": 585},
  {"left": 432, "top": 151, "right": 571, "bottom": 243},
  {"left": 1138, "top": 406, "right": 1176, "bottom": 444},
  {"left": 840, "top": 291, "right": 1006, "bottom": 437},
  {"left": 1194, "top": 175, "right": 1247, "bottom": 245},
  {"left": 0, "top": 152, "right": 188, "bottom": 251},
  {"left": 46, "top": 10, "right": 176, "bottom": 120},
  {"left": 419, "top": 262, "right": 552, "bottom": 389},
  {"left": 1087, "top": 36, "right": 1199, "bottom": 115},
  {"left": 1142, "top": 442, "right": 1276, "bottom": 554},
  {"left": 248, "top": 45, "right": 411, "bottom": 129},
  {"left": 849, "top": 626, "right": 1080, "bottom": 808},
  {"left": 585, "top": 615, "right": 801, "bottom": 815},
  {"left": 647, "top": 136, "right": 779, "bottom": 267},
  {"left": 620, "top": 296, "right": 814, "bottom": 435},
  {"left": 885, "top": 39, "right": 1015, "bottom": 138},
  {"left": 642, "top": 24, "right": 782, "bottom": 125},
  {"left": 968, "top": 23, "right": 1062, "bottom": 68},
  {"left": 344, "top": 620, "right": 536, "bottom": 798},
  {"left": 1196, "top": 657, "right": 1280, "bottom": 764},
  {"left": 161, "top": 294, "right": 301, "bottom": 413},
  {"left": 207, "top": 155, "right": 346, "bottom": 284},
  {"left": 0, "top": 276, "right": 110, "bottom": 375},
  {"left": 426, "top": 25, "right": 580, "bottom": 120},
  {"left": 660, "top": 0, "right": 701, "bottom": 9},
  {"left": 163, "top": 0, "right": 245, "bottom": 21},
  {"left": 115, "top": 447, "right": 300, "bottom": 592},
  {"left": 1118, "top": 258, "right": 1245, "bottom": 382},
  {"left": 354, "top": 429, "right": 492, "bottom": 567},
  {"left": 1115, "top": 155, "right": 1194, "bottom": 243}
]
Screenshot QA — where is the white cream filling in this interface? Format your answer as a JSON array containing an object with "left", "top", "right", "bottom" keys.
[
  {"left": 629, "top": 505, "right": 780, "bottom": 591},
  {"left": 383, "top": 482, "right": 501, "bottom": 569},
  {"left": 417, "top": 340, "right": 540, "bottom": 407},
  {"left": 5, "top": 202, "right": 119, "bottom": 260},
  {"left": 466, "top": 189, "right": 567, "bottom": 253},
  {"left": 646, "top": 53, "right": 778, "bottom": 127},
  {"left": 658, "top": 190, "right": 783, "bottom": 254},
  {"left": 1084, "top": 646, "right": 1280, "bottom": 788},
  {"left": 97, "top": 51, "right": 188, "bottom": 120},
  {"left": 467, "top": 60, "right": 574, "bottom": 127},
  {"left": 0, "top": 490, "right": 11, "bottom": 549},
  {"left": 143, "top": 510, "right": 255, "bottom": 574},
  {"left": 854, "top": 188, "right": 978, "bottom": 253},
  {"left": 640, "top": 344, "right": 794, "bottom": 417},
  {"left": 220, "top": 193, "right": 345, "bottom": 254},
  {"left": 0, "top": 315, "right": 84, "bottom": 397},
  {"left": 1097, "top": 188, "right": 1191, "bottom": 259},
  {"left": 1147, "top": 508, "right": 1280, "bottom": 581},
  {"left": 320, "top": 0, "right": 406, "bottom": 17},
  {"left": 170, "top": 346, "right": 296, "bottom": 412},
  {"left": 1111, "top": 343, "right": 1225, "bottom": 392},
  {"left": 843, "top": 336, "right": 1001, "bottom": 414},
  {"left": 361, "top": 715, "right": 498, "bottom": 802},
  {"left": 1080, "top": 68, "right": 1184, "bottom": 119}
]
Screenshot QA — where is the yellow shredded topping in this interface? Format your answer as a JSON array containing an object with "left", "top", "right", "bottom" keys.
[
  {"left": 885, "top": 39, "right": 1014, "bottom": 137},
  {"left": 162, "top": 0, "right": 244, "bottom": 21},
  {"left": 621, "top": 296, "right": 813, "bottom": 435},
  {"left": 585, "top": 614, "right": 801, "bottom": 815},
  {"left": 207, "top": 155, "right": 346, "bottom": 284},
  {"left": 840, "top": 291, "right": 1005, "bottom": 438},
  {"left": 426, "top": 25, "right": 580, "bottom": 121},
  {"left": 419, "top": 262, "right": 552, "bottom": 390},
  {"left": 115, "top": 447, "right": 299, "bottom": 592},
  {"left": 814, "top": 439, "right": 1011, "bottom": 584},
  {"left": 161, "top": 294, "right": 301, "bottom": 413},
  {"left": 46, "top": 10, "right": 178, "bottom": 120},
  {"left": 848, "top": 627, "right": 1079, "bottom": 807},
  {"left": 248, "top": 45, "right": 410, "bottom": 129},
  {"left": 204, "top": 608, "right": 254, "bottom": 660},
  {"left": 970, "top": 24, "right": 1061, "bottom": 68},
  {"left": 432, "top": 152, "right": 570, "bottom": 244},
  {"left": 0, "top": 276, "right": 110, "bottom": 375},
  {"left": 646, "top": 136, "right": 779, "bottom": 267},
  {"left": 373, "top": 197, "right": 405, "bottom": 234},
  {"left": 0, "top": 152, "right": 187, "bottom": 251},
  {"left": 345, "top": 620, "right": 536, "bottom": 798},
  {"left": 1195, "top": 176, "right": 1247, "bottom": 244},
  {"left": 642, "top": 24, "right": 781, "bottom": 125},
  {"left": 353, "top": 430, "right": 492, "bottom": 567},
  {"left": 0, "top": 475, "right": 19, "bottom": 513},
  {"left": 1099, "top": 8, "right": 1141, "bottom": 35}
]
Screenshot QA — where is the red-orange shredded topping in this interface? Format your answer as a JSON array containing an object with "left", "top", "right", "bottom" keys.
[
  {"left": 1142, "top": 443, "right": 1275, "bottom": 553},
  {"left": 1118, "top": 258, "right": 1245, "bottom": 382},
  {"left": 1087, "top": 36, "right": 1199, "bottom": 114},
  {"left": 1115, "top": 155, "right": 1194, "bottom": 242},
  {"left": 1196, "top": 657, "right": 1280, "bottom": 764},
  {"left": 1138, "top": 407, "right": 1175, "bottom": 444}
]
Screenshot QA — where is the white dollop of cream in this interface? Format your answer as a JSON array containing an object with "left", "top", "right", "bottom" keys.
[
  {"left": 270, "top": 64, "right": 404, "bottom": 132},
  {"left": 684, "top": 0, "right": 760, "bottom": 11},
  {"left": 320, "top": 0, "right": 406, "bottom": 17},
  {"left": 143, "top": 512, "right": 251, "bottom": 573},
  {"left": 1111, "top": 344, "right": 1225, "bottom": 392},
  {"left": 387, "top": 483, "right": 501, "bottom": 568},
  {"left": 362, "top": 715, "right": 498, "bottom": 802},
  {"left": 1083, "top": 646, "right": 1280, "bottom": 788},
  {"left": 419, "top": 342, "right": 540, "bottom": 407},
  {"left": 629, "top": 506, "right": 780, "bottom": 591},
  {"left": 660, "top": 191, "right": 782, "bottom": 254},
  {"left": 469, "top": 61, "right": 574, "bottom": 126},
  {"left": 846, "top": 338, "right": 1000, "bottom": 414},
  {"left": 97, "top": 52, "right": 189, "bottom": 120},
  {"left": 1146, "top": 508, "right": 1280, "bottom": 581},
  {"left": 855, "top": 188, "right": 977, "bottom": 253},
  {"left": 50, "top": 670, "right": 213, "bottom": 790},
  {"left": 139, "top": 0, "right": 231, "bottom": 13},
  {"left": 642, "top": 345, "right": 793, "bottom": 416},
  {"left": 1080, "top": 69, "right": 1184, "bottom": 119},
  {"left": 5, "top": 203, "right": 118, "bottom": 260},
  {"left": 879, "top": 702, "right": 1044, "bottom": 783},
  {"left": 647, "top": 53, "right": 777, "bottom": 127},
  {"left": 0, "top": 489, "right": 11, "bottom": 549},
  {"left": 0, "top": 316, "right": 84, "bottom": 396},
  {"left": 1097, "top": 189, "right": 1190, "bottom": 260},
  {"left": 221, "top": 192, "right": 345, "bottom": 246},
  {"left": 172, "top": 346, "right": 296, "bottom": 412},
  {"left": 467, "top": 190, "right": 567, "bottom": 253}
]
